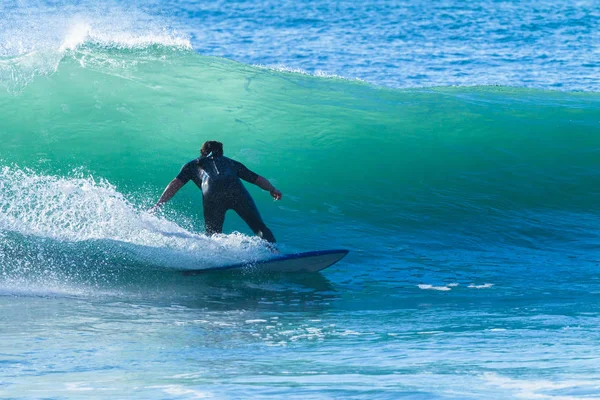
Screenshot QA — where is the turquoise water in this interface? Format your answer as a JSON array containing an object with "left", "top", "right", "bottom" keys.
[{"left": 2, "top": 1, "right": 600, "bottom": 399}]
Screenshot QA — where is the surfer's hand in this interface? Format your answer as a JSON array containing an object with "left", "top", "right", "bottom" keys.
[{"left": 270, "top": 188, "right": 282, "bottom": 201}]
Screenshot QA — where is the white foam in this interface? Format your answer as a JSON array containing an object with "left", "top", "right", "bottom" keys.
[
  {"left": 483, "top": 372, "right": 600, "bottom": 400},
  {"left": 0, "top": 165, "right": 271, "bottom": 270},
  {"left": 418, "top": 284, "right": 452, "bottom": 291},
  {"left": 64, "top": 382, "right": 95, "bottom": 392},
  {"left": 148, "top": 385, "right": 211, "bottom": 399},
  {"left": 1, "top": 8, "right": 191, "bottom": 57},
  {"left": 0, "top": 285, "right": 86, "bottom": 298},
  {"left": 468, "top": 283, "right": 494, "bottom": 289},
  {"left": 58, "top": 19, "right": 191, "bottom": 52},
  {"left": 59, "top": 21, "right": 93, "bottom": 52},
  {"left": 253, "top": 63, "right": 364, "bottom": 84},
  {"left": 0, "top": 7, "right": 191, "bottom": 92}
]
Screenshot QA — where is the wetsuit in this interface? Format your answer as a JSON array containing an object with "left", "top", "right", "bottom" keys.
[{"left": 176, "top": 155, "right": 276, "bottom": 243}]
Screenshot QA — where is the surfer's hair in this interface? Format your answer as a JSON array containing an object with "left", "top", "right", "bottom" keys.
[{"left": 201, "top": 141, "right": 224, "bottom": 157}]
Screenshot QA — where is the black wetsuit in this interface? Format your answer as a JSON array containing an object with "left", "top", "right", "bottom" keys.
[{"left": 176, "top": 155, "right": 276, "bottom": 243}]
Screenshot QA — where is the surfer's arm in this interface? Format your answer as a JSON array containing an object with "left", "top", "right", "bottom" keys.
[
  {"left": 234, "top": 160, "right": 282, "bottom": 201},
  {"left": 255, "top": 176, "right": 282, "bottom": 200},
  {"left": 151, "top": 178, "right": 185, "bottom": 211},
  {"left": 151, "top": 160, "right": 196, "bottom": 212}
]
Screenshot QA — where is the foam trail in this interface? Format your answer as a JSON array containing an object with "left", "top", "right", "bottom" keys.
[{"left": 0, "top": 165, "right": 271, "bottom": 269}]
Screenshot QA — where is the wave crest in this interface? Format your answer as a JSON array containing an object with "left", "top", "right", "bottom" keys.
[{"left": 0, "top": 8, "right": 191, "bottom": 92}]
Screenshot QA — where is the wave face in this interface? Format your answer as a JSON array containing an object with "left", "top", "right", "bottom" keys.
[{"left": 0, "top": 41, "right": 600, "bottom": 255}]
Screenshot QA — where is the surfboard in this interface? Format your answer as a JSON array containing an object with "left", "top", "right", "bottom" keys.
[{"left": 183, "top": 249, "right": 349, "bottom": 275}]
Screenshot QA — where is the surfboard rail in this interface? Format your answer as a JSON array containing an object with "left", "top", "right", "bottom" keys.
[{"left": 183, "top": 249, "right": 349, "bottom": 275}]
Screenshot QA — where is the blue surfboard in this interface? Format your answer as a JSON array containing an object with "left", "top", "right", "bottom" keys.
[{"left": 183, "top": 249, "right": 349, "bottom": 275}]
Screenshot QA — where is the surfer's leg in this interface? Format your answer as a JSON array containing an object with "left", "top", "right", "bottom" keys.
[
  {"left": 234, "top": 196, "right": 276, "bottom": 243},
  {"left": 203, "top": 200, "right": 226, "bottom": 236}
]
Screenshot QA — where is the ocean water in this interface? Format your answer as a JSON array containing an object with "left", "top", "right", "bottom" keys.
[{"left": 1, "top": 1, "right": 600, "bottom": 399}]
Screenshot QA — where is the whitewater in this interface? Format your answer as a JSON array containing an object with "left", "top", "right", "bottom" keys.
[{"left": 2, "top": 1, "right": 600, "bottom": 399}]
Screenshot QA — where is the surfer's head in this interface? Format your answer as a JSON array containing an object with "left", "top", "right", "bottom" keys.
[{"left": 201, "top": 141, "right": 224, "bottom": 157}]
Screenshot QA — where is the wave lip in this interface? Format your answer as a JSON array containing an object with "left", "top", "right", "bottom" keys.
[
  {"left": 58, "top": 21, "right": 192, "bottom": 53},
  {"left": 0, "top": 9, "right": 191, "bottom": 92}
]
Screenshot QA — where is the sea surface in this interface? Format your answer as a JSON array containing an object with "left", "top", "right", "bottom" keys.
[{"left": 1, "top": 1, "right": 600, "bottom": 399}]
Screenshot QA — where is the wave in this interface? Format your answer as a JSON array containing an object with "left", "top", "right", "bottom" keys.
[{"left": 0, "top": 39, "right": 599, "bottom": 275}]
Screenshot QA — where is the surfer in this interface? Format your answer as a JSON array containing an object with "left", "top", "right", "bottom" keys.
[{"left": 151, "top": 141, "right": 282, "bottom": 245}]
